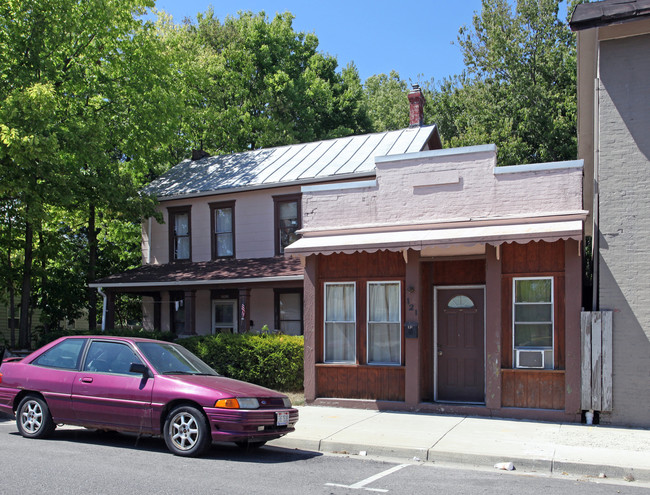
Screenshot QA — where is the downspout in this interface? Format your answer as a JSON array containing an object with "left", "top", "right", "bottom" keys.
[
  {"left": 592, "top": 75, "right": 600, "bottom": 313},
  {"left": 146, "top": 217, "right": 152, "bottom": 264},
  {"left": 97, "top": 287, "right": 107, "bottom": 332}
]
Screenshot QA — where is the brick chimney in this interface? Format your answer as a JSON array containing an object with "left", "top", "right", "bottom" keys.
[
  {"left": 191, "top": 149, "right": 210, "bottom": 161},
  {"left": 408, "top": 84, "right": 425, "bottom": 127}
]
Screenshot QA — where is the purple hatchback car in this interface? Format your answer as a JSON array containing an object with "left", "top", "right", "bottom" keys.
[{"left": 0, "top": 336, "right": 298, "bottom": 457}]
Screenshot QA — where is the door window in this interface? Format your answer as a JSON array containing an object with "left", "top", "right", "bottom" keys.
[{"left": 83, "top": 341, "right": 144, "bottom": 375}]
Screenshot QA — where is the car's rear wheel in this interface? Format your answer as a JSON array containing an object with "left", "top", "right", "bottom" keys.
[
  {"left": 16, "top": 395, "right": 55, "bottom": 439},
  {"left": 163, "top": 405, "right": 211, "bottom": 457},
  {"left": 235, "top": 440, "right": 267, "bottom": 450}
]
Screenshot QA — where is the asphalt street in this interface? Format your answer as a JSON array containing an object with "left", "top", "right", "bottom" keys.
[{"left": 0, "top": 417, "right": 647, "bottom": 495}]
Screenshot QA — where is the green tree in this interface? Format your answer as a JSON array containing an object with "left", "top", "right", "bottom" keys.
[
  {"left": 158, "top": 9, "right": 371, "bottom": 157},
  {"left": 364, "top": 71, "right": 410, "bottom": 132},
  {"left": 427, "top": 0, "right": 577, "bottom": 165},
  {"left": 0, "top": 0, "right": 181, "bottom": 344}
]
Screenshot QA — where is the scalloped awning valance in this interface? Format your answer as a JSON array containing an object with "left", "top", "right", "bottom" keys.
[{"left": 284, "top": 220, "right": 583, "bottom": 257}]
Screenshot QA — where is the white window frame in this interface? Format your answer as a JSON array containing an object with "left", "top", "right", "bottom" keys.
[
  {"left": 366, "top": 281, "right": 402, "bottom": 366},
  {"left": 212, "top": 299, "right": 237, "bottom": 334},
  {"left": 323, "top": 282, "right": 356, "bottom": 364},
  {"left": 512, "top": 276, "right": 554, "bottom": 370}
]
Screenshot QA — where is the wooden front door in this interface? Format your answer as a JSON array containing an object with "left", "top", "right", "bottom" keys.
[{"left": 436, "top": 287, "right": 485, "bottom": 403}]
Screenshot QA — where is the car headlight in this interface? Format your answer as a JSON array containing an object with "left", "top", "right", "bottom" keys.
[
  {"left": 237, "top": 398, "right": 260, "bottom": 409},
  {"left": 215, "top": 397, "right": 260, "bottom": 409},
  {"left": 282, "top": 397, "right": 292, "bottom": 408}
]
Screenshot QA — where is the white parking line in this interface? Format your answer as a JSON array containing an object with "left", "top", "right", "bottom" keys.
[{"left": 326, "top": 463, "right": 410, "bottom": 492}]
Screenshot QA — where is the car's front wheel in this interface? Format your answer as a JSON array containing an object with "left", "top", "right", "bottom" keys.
[
  {"left": 163, "top": 405, "right": 211, "bottom": 457},
  {"left": 16, "top": 395, "right": 56, "bottom": 439}
]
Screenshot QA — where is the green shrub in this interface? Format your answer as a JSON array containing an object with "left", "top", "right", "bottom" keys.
[{"left": 178, "top": 334, "right": 304, "bottom": 392}]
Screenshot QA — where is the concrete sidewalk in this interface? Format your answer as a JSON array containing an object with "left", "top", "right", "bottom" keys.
[{"left": 269, "top": 405, "right": 650, "bottom": 483}]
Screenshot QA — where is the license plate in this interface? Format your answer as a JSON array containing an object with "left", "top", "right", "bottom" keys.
[{"left": 276, "top": 411, "right": 290, "bottom": 426}]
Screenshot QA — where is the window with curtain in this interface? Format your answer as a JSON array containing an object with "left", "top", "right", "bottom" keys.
[
  {"left": 513, "top": 277, "right": 554, "bottom": 369},
  {"left": 367, "top": 282, "right": 401, "bottom": 365},
  {"left": 324, "top": 283, "right": 356, "bottom": 363},
  {"left": 210, "top": 202, "right": 234, "bottom": 258}
]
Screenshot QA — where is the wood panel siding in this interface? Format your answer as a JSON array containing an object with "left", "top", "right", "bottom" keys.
[
  {"left": 317, "top": 251, "right": 405, "bottom": 279},
  {"left": 316, "top": 364, "right": 406, "bottom": 401},
  {"left": 501, "top": 370, "right": 565, "bottom": 409},
  {"left": 500, "top": 241, "right": 566, "bottom": 370},
  {"left": 315, "top": 251, "right": 406, "bottom": 399},
  {"left": 501, "top": 240, "right": 565, "bottom": 274},
  {"left": 433, "top": 259, "right": 486, "bottom": 285}
]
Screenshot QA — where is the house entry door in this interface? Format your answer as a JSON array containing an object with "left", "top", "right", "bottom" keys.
[
  {"left": 212, "top": 300, "right": 237, "bottom": 334},
  {"left": 436, "top": 287, "right": 485, "bottom": 403}
]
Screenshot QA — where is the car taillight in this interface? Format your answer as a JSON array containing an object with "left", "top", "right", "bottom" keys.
[{"left": 0, "top": 372, "right": 3, "bottom": 385}]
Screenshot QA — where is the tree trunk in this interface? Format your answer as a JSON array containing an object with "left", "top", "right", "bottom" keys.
[
  {"left": 19, "top": 219, "right": 33, "bottom": 349},
  {"left": 39, "top": 230, "right": 50, "bottom": 334},
  {"left": 9, "top": 285, "right": 16, "bottom": 349},
  {"left": 87, "top": 203, "right": 97, "bottom": 331},
  {"left": 7, "top": 215, "right": 16, "bottom": 348}
]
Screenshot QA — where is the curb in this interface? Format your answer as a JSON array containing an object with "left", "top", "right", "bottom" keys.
[{"left": 270, "top": 437, "right": 650, "bottom": 483}]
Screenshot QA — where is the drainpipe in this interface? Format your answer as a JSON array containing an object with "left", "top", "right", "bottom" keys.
[
  {"left": 146, "top": 217, "right": 152, "bottom": 264},
  {"left": 97, "top": 287, "right": 107, "bottom": 332}
]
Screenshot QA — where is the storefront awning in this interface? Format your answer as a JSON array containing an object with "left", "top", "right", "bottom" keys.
[{"left": 284, "top": 220, "right": 584, "bottom": 256}]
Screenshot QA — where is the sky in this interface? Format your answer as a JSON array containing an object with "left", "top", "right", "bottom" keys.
[{"left": 149, "top": 0, "right": 487, "bottom": 84}]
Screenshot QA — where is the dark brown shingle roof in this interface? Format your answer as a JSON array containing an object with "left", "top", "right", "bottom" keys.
[{"left": 90, "top": 257, "right": 303, "bottom": 288}]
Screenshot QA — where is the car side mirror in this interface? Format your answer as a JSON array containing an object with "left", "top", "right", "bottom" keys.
[{"left": 130, "top": 363, "right": 150, "bottom": 376}]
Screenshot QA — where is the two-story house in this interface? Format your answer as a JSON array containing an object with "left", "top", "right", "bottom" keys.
[
  {"left": 90, "top": 88, "right": 442, "bottom": 337},
  {"left": 571, "top": 0, "right": 650, "bottom": 427}
]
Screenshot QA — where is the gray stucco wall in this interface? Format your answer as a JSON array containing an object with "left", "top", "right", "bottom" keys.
[{"left": 597, "top": 33, "right": 650, "bottom": 427}]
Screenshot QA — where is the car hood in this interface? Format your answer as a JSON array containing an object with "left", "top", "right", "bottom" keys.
[{"left": 158, "top": 374, "right": 284, "bottom": 398}]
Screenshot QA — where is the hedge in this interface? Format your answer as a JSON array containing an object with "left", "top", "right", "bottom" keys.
[{"left": 177, "top": 333, "right": 304, "bottom": 392}]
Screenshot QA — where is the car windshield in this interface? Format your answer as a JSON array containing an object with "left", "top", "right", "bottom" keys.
[{"left": 136, "top": 342, "right": 218, "bottom": 376}]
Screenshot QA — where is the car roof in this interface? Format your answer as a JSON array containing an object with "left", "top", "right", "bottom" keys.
[{"left": 58, "top": 335, "right": 174, "bottom": 345}]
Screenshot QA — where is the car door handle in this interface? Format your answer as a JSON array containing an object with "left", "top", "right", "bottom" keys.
[{"left": 81, "top": 377, "right": 93, "bottom": 383}]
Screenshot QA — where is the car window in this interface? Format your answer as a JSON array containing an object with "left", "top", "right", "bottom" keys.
[
  {"left": 83, "top": 341, "right": 144, "bottom": 375},
  {"left": 32, "top": 339, "right": 87, "bottom": 370}
]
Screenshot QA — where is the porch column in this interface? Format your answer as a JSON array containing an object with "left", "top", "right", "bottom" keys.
[
  {"left": 405, "top": 249, "right": 421, "bottom": 407},
  {"left": 564, "top": 239, "right": 582, "bottom": 419},
  {"left": 303, "top": 255, "right": 317, "bottom": 402},
  {"left": 485, "top": 245, "right": 502, "bottom": 410},
  {"left": 183, "top": 290, "right": 196, "bottom": 335},
  {"left": 153, "top": 293, "right": 161, "bottom": 331},
  {"left": 238, "top": 288, "right": 251, "bottom": 333},
  {"left": 105, "top": 291, "right": 116, "bottom": 331}
]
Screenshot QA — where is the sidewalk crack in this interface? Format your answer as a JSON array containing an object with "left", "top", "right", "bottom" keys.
[
  {"left": 428, "top": 415, "right": 468, "bottom": 450},
  {"left": 321, "top": 411, "right": 382, "bottom": 441}
]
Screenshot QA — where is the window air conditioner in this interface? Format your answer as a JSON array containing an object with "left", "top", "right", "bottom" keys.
[{"left": 516, "top": 349, "right": 544, "bottom": 369}]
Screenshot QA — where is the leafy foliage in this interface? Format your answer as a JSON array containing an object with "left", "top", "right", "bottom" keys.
[
  {"left": 0, "top": 0, "right": 182, "bottom": 345},
  {"left": 430, "top": 0, "right": 577, "bottom": 165},
  {"left": 179, "top": 334, "right": 304, "bottom": 392},
  {"left": 158, "top": 9, "right": 371, "bottom": 158}
]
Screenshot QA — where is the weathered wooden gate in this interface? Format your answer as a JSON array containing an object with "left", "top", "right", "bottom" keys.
[{"left": 580, "top": 311, "right": 613, "bottom": 412}]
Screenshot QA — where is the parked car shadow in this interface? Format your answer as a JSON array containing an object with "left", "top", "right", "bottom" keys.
[
  {"left": 7, "top": 427, "right": 320, "bottom": 463},
  {"left": 0, "top": 411, "right": 13, "bottom": 423}
]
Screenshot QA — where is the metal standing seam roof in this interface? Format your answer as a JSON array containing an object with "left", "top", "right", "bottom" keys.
[{"left": 144, "top": 126, "right": 438, "bottom": 199}]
